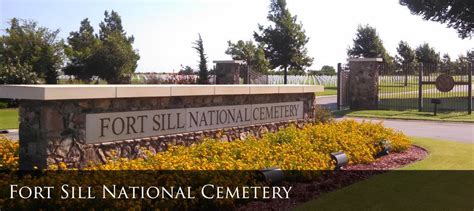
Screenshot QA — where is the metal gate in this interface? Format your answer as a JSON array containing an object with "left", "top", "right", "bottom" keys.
[
  {"left": 242, "top": 65, "right": 268, "bottom": 84},
  {"left": 337, "top": 63, "right": 350, "bottom": 110},
  {"left": 378, "top": 63, "right": 472, "bottom": 113}
]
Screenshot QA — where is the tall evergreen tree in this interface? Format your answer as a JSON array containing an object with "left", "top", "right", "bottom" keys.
[
  {"left": 63, "top": 18, "right": 100, "bottom": 82},
  {"left": 415, "top": 43, "right": 440, "bottom": 64},
  {"left": 94, "top": 10, "right": 139, "bottom": 83},
  {"left": 254, "top": 0, "right": 313, "bottom": 84},
  {"left": 193, "top": 34, "right": 208, "bottom": 84},
  {"left": 347, "top": 25, "right": 388, "bottom": 59}
]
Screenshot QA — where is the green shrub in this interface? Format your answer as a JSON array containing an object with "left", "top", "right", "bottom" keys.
[
  {"left": 0, "top": 63, "right": 39, "bottom": 84},
  {"left": 313, "top": 105, "right": 333, "bottom": 123},
  {"left": 0, "top": 102, "right": 7, "bottom": 109}
]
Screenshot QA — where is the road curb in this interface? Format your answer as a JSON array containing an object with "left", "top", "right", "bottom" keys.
[
  {"left": 339, "top": 116, "right": 474, "bottom": 125},
  {"left": 0, "top": 129, "right": 18, "bottom": 134}
]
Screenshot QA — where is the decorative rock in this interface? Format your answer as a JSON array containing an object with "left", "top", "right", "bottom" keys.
[
  {"left": 95, "top": 100, "right": 111, "bottom": 110},
  {"left": 56, "top": 138, "right": 72, "bottom": 158},
  {"left": 220, "top": 135, "right": 228, "bottom": 142},
  {"left": 41, "top": 107, "right": 64, "bottom": 132},
  {"left": 83, "top": 148, "right": 97, "bottom": 164},
  {"left": 148, "top": 146, "right": 156, "bottom": 154},
  {"left": 68, "top": 145, "right": 81, "bottom": 163},
  {"left": 97, "top": 149, "right": 107, "bottom": 163},
  {"left": 121, "top": 146, "right": 132, "bottom": 158},
  {"left": 239, "top": 132, "right": 248, "bottom": 140}
]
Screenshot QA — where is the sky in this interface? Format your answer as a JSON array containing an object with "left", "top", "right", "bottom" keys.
[{"left": 1, "top": 0, "right": 472, "bottom": 73}]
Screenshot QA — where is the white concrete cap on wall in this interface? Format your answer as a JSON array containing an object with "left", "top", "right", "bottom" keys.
[
  {"left": 347, "top": 58, "right": 383, "bottom": 62},
  {"left": 0, "top": 84, "right": 324, "bottom": 100}
]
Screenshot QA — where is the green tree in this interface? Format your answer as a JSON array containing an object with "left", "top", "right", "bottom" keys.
[
  {"left": 320, "top": 65, "right": 336, "bottom": 75},
  {"left": 99, "top": 11, "right": 133, "bottom": 42},
  {"left": 466, "top": 49, "right": 474, "bottom": 64},
  {"left": 254, "top": 0, "right": 313, "bottom": 83},
  {"left": 396, "top": 41, "right": 417, "bottom": 85},
  {"left": 347, "top": 24, "right": 395, "bottom": 71},
  {"left": 0, "top": 62, "right": 39, "bottom": 84},
  {"left": 347, "top": 25, "right": 388, "bottom": 59},
  {"left": 415, "top": 43, "right": 440, "bottom": 64},
  {"left": 308, "top": 65, "right": 335, "bottom": 76},
  {"left": 400, "top": 0, "right": 473, "bottom": 39},
  {"left": 441, "top": 53, "right": 451, "bottom": 65},
  {"left": 63, "top": 18, "right": 100, "bottom": 82},
  {"left": 225, "top": 40, "right": 270, "bottom": 73},
  {"left": 0, "top": 18, "right": 64, "bottom": 84},
  {"left": 178, "top": 65, "right": 194, "bottom": 75},
  {"left": 193, "top": 34, "right": 209, "bottom": 84},
  {"left": 396, "top": 41, "right": 416, "bottom": 65},
  {"left": 90, "top": 32, "right": 139, "bottom": 84},
  {"left": 453, "top": 50, "right": 473, "bottom": 73},
  {"left": 95, "top": 10, "right": 139, "bottom": 84},
  {"left": 441, "top": 53, "right": 457, "bottom": 73}
]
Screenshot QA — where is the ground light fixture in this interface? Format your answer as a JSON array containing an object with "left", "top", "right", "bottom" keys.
[
  {"left": 376, "top": 140, "right": 392, "bottom": 157},
  {"left": 258, "top": 167, "right": 285, "bottom": 184},
  {"left": 330, "top": 152, "right": 348, "bottom": 170}
]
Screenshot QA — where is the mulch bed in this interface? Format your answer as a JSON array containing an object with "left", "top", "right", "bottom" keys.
[{"left": 237, "top": 145, "right": 428, "bottom": 210}]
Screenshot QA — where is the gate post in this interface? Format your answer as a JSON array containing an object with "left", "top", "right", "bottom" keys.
[
  {"left": 213, "top": 60, "right": 245, "bottom": 84},
  {"left": 418, "top": 63, "right": 423, "bottom": 112},
  {"left": 347, "top": 58, "right": 383, "bottom": 110},
  {"left": 468, "top": 63, "right": 472, "bottom": 114},
  {"left": 337, "top": 63, "right": 341, "bottom": 110}
]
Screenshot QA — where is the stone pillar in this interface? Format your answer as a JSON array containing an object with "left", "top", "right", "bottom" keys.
[
  {"left": 348, "top": 58, "right": 383, "bottom": 110},
  {"left": 213, "top": 60, "right": 245, "bottom": 84}
]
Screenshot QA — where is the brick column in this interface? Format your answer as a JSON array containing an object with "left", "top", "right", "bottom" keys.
[{"left": 348, "top": 58, "right": 383, "bottom": 110}]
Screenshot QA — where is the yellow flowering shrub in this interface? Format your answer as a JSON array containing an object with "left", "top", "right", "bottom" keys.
[
  {"left": 0, "top": 120, "right": 411, "bottom": 210},
  {"left": 0, "top": 135, "right": 18, "bottom": 170},
  {"left": 89, "top": 120, "right": 411, "bottom": 170},
  {"left": 0, "top": 120, "right": 410, "bottom": 171}
]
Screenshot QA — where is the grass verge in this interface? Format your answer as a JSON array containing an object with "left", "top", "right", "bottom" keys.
[
  {"left": 318, "top": 86, "right": 337, "bottom": 96},
  {"left": 295, "top": 137, "right": 474, "bottom": 210},
  {"left": 0, "top": 108, "right": 19, "bottom": 130},
  {"left": 333, "top": 109, "right": 474, "bottom": 123}
]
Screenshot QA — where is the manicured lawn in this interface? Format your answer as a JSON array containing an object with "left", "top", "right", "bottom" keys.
[
  {"left": 402, "top": 137, "right": 474, "bottom": 170},
  {"left": 334, "top": 109, "right": 474, "bottom": 123},
  {"left": 295, "top": 137, "right": 474, "bottom": 210},
  {"left": 317, "top": 86, "right": 337, "bottom": 96},
  {"left": 0, "top": 109, "right": 19, "bottom": 130}
]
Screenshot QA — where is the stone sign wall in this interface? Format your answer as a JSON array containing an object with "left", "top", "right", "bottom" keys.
[{"left": 18, "top": 93, "right": 315, "bottom": 169}]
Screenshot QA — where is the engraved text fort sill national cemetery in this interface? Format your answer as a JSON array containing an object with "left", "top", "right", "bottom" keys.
[{"left": 86, "top": 101, "right": 303, "bottom": 143}]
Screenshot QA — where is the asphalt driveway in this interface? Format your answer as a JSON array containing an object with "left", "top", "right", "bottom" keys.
[{"left": 342, "top": 117, "right": 474, "bottom": 143}]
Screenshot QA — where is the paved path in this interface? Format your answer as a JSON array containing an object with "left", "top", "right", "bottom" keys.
[
  {"left": 316, "top": 95, "right": 474, "bottom": 143},
  {"left": 3, "top": 129, "right": 18, "bottom": 141},
  {"left": 341, "top": 117, "right": 474, "bottom": 143},
  {"left": 316, "top": 95, "right": 337, "bottom": 110}
]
